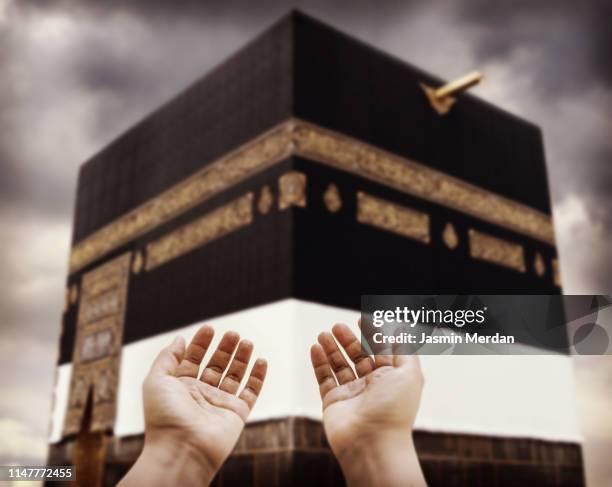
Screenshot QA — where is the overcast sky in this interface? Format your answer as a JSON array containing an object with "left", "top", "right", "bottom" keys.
[{"left": 0, "top": 0, "right": 610, "bottom": 485}]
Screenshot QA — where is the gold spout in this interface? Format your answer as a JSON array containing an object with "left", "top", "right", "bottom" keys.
[{"left": 421, "top": 71, "right": 483, "bottom": 115}]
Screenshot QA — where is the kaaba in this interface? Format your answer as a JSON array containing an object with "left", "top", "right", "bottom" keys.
[{"left": 47, "top": 11, "right": 584, "bottom": 487}]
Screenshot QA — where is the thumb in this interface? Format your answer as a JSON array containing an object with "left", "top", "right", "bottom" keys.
[{"left": 150, "top": 335, "right": 186, "bottom": 377}]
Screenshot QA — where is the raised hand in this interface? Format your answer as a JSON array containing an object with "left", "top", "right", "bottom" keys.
[
  {"left": 120, "top": 325, "right": 267, "bottom": 487},
  {"left": 310, "top": 323, "right": 427, "bottom": 487}
]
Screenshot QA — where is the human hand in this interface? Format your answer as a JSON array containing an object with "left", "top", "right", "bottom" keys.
[
  {"left": 120, "top": 325, "right": 267, "bottom": 487},
  {"left": 310, "top": 323, "right": 426, "bottom": 487}
]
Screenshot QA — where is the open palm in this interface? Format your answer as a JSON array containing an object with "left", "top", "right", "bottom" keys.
[
  {"left": 143, "top": 326, "right": 267, "bottom": 472},
  {"left": 310, "top": 323, "right": 423, "bottom": 460}
]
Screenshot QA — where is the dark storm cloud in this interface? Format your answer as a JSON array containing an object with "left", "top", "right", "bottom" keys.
[
  {"left": 451, "top": 0, "right": 612, "bottom": 98},
  {"left": 75, "top": 42, "right": 146, "bottom": 96},
  {"left": 17, "top": 0, "right": 415, "bottom": 18},
  {"left": 586, "top": 5, "right": 612, "bottom": 86},
  {"left": 0, "top": 140, "right": 23, "bottom": 207},
  {"left": 589, "top": 146, "right": 612, "bottom": 196},
  {"left": 457, "top": 0, "right": 612, "bottom": 85},
  {"left": 0, "top": 27, "right": 23, "bottom": 207},
  {"left": 17, "top": 0, "right": 612, "bottom": 91}
]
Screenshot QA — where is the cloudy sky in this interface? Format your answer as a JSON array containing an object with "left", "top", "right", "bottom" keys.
[{"left": 0, "top": 0, "right": 610, "bottom": 485}]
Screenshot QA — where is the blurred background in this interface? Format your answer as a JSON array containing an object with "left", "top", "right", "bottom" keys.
[{"left": 0, "top": 0, "right": 610, "bottom": 485}]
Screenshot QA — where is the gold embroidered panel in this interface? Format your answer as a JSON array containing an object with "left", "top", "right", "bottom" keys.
[
  {"left": 69, "top": 118, "right": 555, "bottom": 274},
  {"left": 357, "top": 192, "right": 430, "bottom": 244},
  {"left": 64, "top": 253, "right": 131, "bottom": 436},
  {"left": 468, "top": 229, "right": 526, "bottom": 273},
  {"left": 257, "top": 185, "right": 274, "bottom": 215},
  {"left": 145, "top": 192, "right": 254, "bottom": 271},
  {"left": 278, "top": 171, "right": 307, "bottom": 210},
  {"left": 534, "top": 253, "right": 546, "bottom": 277},
  {"left": 324, "top": 183, "right": 342, "bottom": 213},
  {"left": 442, "top": 222, "right": 459, "bottom": 250}
]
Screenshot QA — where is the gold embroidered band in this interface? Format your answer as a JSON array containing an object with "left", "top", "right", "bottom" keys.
[
  {"left": 145, "top": 192, "right": 254, "bottom": 271},
  {"left": 70, "top": 119, "right": 554, "bottom": 273},
  {"left": 292, "top": 123, "right": 554, "bottom": 246},
  {"left": 468, "top": 229, "right": 526, "bottom": 273},
  {"left": 357, "top": 192, "right": 430, "bottom": 244}
]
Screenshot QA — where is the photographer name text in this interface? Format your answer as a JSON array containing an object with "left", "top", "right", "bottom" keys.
[{"left": 371, "top": 331, "right": 515, "bottom": 345}]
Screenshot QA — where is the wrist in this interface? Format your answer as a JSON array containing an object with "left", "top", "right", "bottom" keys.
[
  {"left": 119, "top": 432, "right": 217, "bottom": 487},
  {"left": 335, "top": 429, "right": 425, "bottom": 487},
  {"left": 335, "top": 428, "right": 413, "bottom": 466}
]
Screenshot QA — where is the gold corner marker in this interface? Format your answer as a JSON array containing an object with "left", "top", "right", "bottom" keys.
[{"left": 421, "top": 71, "right": 483, "bottom": 115}]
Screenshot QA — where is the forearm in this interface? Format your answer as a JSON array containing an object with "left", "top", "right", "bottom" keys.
[
  {"left": 337, "top": 431, "right": 427, "bottom": 487},
  {"left": 119, "top": 435, "right": 216, "bottom": 487}
]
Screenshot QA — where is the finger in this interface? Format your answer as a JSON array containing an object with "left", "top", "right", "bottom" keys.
[
  {"left": 310, "top": 344, "right": 337, "bottom": 399},
  {"left": 317, "top": 332, "right": 356, "bottom": 384},
  {"left": 356, "top": 318, "right": 375, "bottom": 356},
  {"left": 357, "top": 318, "right": 381, "bottom": 360},
  {"left": 219, "top": 340, "right": 254, "bottom": 394},
  {"left": 175, "top": 325, "right": 214, "bottom": 378},
  {"left": 200, "top": 331, "right": 240, "bottom": 386},
  {"left": 384, "top": 325, "right": 418, "bottom": 366},
  {"left": 150, "top": 336, "right": 185, "bottom": 376},
  {"left": 372, "top": 322, "right": 396, "bottom": 368},
  {"left": 331, "top": 323, "right": 374, "bottom": 377},
  {"left": 238, "top": 358, "right": 268, "bottom": 411},
  {"left": 358, "top": 317, "right": 388, "bottom": 364}
]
